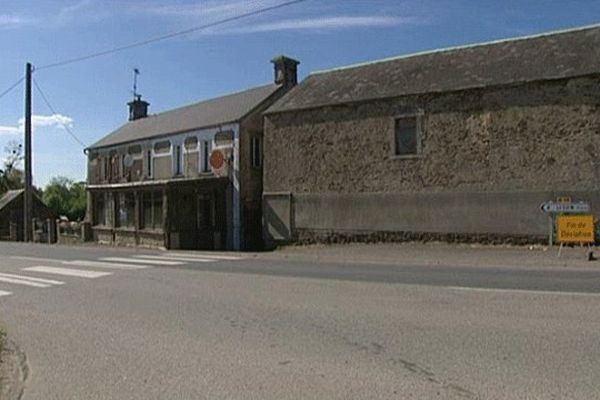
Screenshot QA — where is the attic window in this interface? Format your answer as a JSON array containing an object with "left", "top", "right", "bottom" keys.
[{"left": 154, "top": 140, "right": 171, "bottom": 154}]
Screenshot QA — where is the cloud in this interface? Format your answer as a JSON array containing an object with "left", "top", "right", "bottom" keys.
[
  {"left": 145, "top": 0, "right": 281, "bottom": 19},
  {"left": 0, "top": 14, "right": 36, "bottom": 28},
  {"left": 0, "top": 126, "right": 21, "bottom": 135},
  {"left": 0, "top": 114, "right": 73, "bottom": 136},
  {"left": 212, "top": 15, "right": 418, "bottom": 34}
]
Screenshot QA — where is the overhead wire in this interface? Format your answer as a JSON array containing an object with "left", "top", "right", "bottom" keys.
[
  {"left": 0, "top": 76, "right": 25, "bottom": 102},
  {"left": 36, "top": 0, "right": 309, "bottom": 71},
  {"left": 33, "top": 78, "right": 88, "bottom": 148}
]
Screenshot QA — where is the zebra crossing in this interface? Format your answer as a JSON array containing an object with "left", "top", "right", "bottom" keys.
[{"left": 0, "top": 252, "right": 244, "bottom": 299}]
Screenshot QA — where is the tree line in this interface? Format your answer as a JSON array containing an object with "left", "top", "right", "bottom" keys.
[{"left": 0, "top": 141, "right": 86, "bottom": 221}]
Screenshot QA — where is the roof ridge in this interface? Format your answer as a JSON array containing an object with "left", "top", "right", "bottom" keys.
[
  {"left": 310, "top": 23, "right": 600, "bottom": 76},
  {"left": 137, "top": 82, "right": 281, "bottom": 121}
]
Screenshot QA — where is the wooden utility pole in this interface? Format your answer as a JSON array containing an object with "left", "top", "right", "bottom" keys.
[{"left": 24, "top": 62, "right": 33, "bottom": 242}]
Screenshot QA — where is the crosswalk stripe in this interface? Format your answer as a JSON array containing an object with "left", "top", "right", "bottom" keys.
[
  {"left": 64, "top": 260, "right": 150, "bottom": 270},
  {"left": 10, "top": 256, "right": 150, "bottom": 270},
  {"left": 0, "top": 290, "right": 12, "bottom": 297},
  {"left": 0, "top": 276, "right": 51, "bottom": 288},
  {"left": 100, "top": 257, "right": 184, "bottom": 266},
  {"left": 23, "top": 266, "right": 112, "bottom": 279},
  {"left": 133, "top": 255, "right": 213, "bottom": 263},
  {"left": 162, "top": 253, "right": 244, "bottom": 261},
  {"left": 0, "top": 272, "right": 64, "bottom": 286}
]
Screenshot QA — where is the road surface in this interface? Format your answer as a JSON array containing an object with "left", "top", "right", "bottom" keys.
[{"left": 0, "top": 242, "right": 599, "bottom": 399}]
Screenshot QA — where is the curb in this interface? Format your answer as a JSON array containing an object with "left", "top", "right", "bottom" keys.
[{"left": 0, "top": 338, "right": 28, "bottom": 400}]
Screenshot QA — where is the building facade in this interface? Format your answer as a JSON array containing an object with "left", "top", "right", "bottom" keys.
[
  {"left": 263, "top": 26, "right": 600, "bottom": 246},
  {"left": 0, "top": 189, "right": 56, "bottom": 241},
  {"left": 86, "top": 56, "right": 299, "bottom": 250}
]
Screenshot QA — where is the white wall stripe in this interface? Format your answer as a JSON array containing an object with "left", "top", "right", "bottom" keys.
[
  {"left": 0, "top": 290, "right": 12, "bottom": 297},
  {"left": 100, "top": 257, "right": 184, "bottom": 266},
  {"left": 0, "top": 272, "right": 64, "bottom": 286},
  {"left": 64, "top": 260, "right": 150, "bottom": 270},
  {"left": 23, "top": 266, "right": 112, "bottom": 279}
]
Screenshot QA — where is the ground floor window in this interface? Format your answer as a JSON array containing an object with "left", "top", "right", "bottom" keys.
[
  {"left": 116, "top": 192, "right": 136, "bottom": 228},
  {"left": 142, "top": 191, "right": 163, "bottom": 230},
  {"left": 93, "top": 193, "right": 106, "bottom": 226}
]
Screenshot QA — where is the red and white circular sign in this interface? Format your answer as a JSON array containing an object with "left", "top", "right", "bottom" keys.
[{"left": 210, "top": 149, "right": 225, "bottom": 169}]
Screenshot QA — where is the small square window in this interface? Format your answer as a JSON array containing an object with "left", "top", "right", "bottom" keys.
[{"left": 394, "top": 116, "right": 419, "bottom": 156}]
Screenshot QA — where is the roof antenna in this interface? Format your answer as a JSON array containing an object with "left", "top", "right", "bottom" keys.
[{"left": 132, "top": 68, "right": 140, "bottom": 100}]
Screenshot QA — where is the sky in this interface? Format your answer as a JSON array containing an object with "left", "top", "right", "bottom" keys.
[{"left": 0, "top": 0, "right": 599, "bottom": 188}]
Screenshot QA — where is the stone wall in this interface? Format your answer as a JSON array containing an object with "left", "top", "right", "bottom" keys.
[{"left": 263, "top": 76, "right": 600, "bottom": 245}]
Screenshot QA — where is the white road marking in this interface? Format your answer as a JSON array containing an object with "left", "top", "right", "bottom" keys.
[
  {"left": 10, "top": 256, "right": 150, "bottom": 270},
  {"left": 11, "top": 256, "right": 65, "bottom": 263},
  {"left": 23, "top": 266, "right": 112, "bottom": 279},
  {"left": 64, "top": 260, "right": 150, "bottom": 270},
  {"left": 448, "top": 286, "right": 600, "bottom": 297},
  {"left": 100, "top": 257, "right": 184, "bottom": 266},
  {"left": 0, "top": 290, "right": 12, "bottom": 297},
  {"left": 162, "top": 253, "right": 244, "bottom": 261},
  {"left": 0, "top": 276, "right": 52, "bottom": 288},
  {"left": 0, "top": 272, "right": 64, "bottom": 286},
  {"left": 133, "top": 255, "right": 213, "bottom": 263}
]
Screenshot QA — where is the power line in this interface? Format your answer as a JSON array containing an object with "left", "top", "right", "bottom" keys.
[
  {"left": 36, "top": 0, "right": 309, "bottom": 71},
  {"left": 33, "top": 78, "right": 88, "bottom": 148},
  {"left": 0, "top": 76, "right": 25, "bottom": 102}
]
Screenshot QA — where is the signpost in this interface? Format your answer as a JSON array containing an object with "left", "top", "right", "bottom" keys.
[{"left": 540, "top": 199, "right": 595, "bottom": 258}]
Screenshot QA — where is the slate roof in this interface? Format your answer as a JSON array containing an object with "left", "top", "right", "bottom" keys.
[
  {"left": 0, "top": 189, "right": 49, "bottom": 212},
  {"left": 268, "top": 24, "right": 600, "bottom": 113},
  {"left": 0, "top": 189, "right": 23, "bottom": 211},
  {"left": 89, "top": 83, "right": 282, "bottom": 149}
]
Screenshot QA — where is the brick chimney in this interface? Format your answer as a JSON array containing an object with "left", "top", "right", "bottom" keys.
[
  {"left": 271, "top": 55, "right": 300, "bottom": 88},
  {"left": 128, "top": 95, "right": 149, "bottom": 121}
]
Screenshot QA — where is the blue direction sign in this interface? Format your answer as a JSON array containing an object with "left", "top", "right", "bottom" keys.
[{"left": 540, "top": 201, "right": 591, "bottom": 213}]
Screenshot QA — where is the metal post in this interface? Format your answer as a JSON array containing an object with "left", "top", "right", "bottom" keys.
[
  {"left": 548, "top": 215, "right": 554, "bottom": 247},
  {"left": 24, "top": 62, "right": 33, "bottom": 242}
]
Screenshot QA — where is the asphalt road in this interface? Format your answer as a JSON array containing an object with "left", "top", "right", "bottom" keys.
[{"left": 1, "top": 242, "right": 599, "bottom": 399}]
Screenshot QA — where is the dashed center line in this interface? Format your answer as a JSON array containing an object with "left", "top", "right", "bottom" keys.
[
  {"left": 0, "top": 275, "right": 52, "bottom": 288},
  {"left": 0, "top": 290, "right": 12, "bottom": 297}
]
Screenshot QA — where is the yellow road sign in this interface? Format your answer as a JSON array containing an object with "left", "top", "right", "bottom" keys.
[{"left": 557, "top": 215, "right": 595, "bottom": 243}]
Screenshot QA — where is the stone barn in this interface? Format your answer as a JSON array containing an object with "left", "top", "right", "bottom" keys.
[{"left": 262, "top": 25, "right": 600, "bottom": 246}]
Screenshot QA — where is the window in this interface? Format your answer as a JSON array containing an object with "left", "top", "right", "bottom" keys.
[
  {"left": 394, "top": 116, "right": 419, "bottom": 156},
  {"left": 117, "top": 192, "right": 136, "bottom": 228},
  {"left": 154, "top": 140, "right": 171, "bottom": 154},
  {"left": 201, "top": 140, "right": 211, "bottom": 173},
  {"left": 128, "top": 145, "right": 142, "bottom": 155},
  {"left": 251, "top": 136, "right": 262, "bottom": 168},
  {"left": 184, "top": 136, "right": 198, "bottom": 151},
  {"left": 93, "top": 193, "right": 106, "bottom": 226},
  {"left": 142, "top": 191, "right": 163, "bottom": 230}
]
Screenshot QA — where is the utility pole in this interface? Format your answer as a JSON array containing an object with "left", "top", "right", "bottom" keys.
[{"left": 24, "top": 62, "right": 32, "bottom": 242}]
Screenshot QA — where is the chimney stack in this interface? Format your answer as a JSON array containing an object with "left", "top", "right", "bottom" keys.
[
  {"left": 128, "top": 95, "right": 149, "bottom": 121},
  {"left": 271, "top": 55, "right": 300, "bottom": 88}
]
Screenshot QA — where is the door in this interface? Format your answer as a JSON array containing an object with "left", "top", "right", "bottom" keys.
[{"left": 196, "top": 193, "right": 214, "bottom": 250}]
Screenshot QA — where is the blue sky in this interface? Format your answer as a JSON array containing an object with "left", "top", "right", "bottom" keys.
[{"left": 0, "top": 0, "right": 599, "bottom": 188}]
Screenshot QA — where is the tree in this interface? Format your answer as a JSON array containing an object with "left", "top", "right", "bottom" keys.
[
  {"left": 0, "top": 141, "right": 24, "bottom": 196},
  {"left": 42, "top": 177, "right": 87, "bottom": 221}
]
